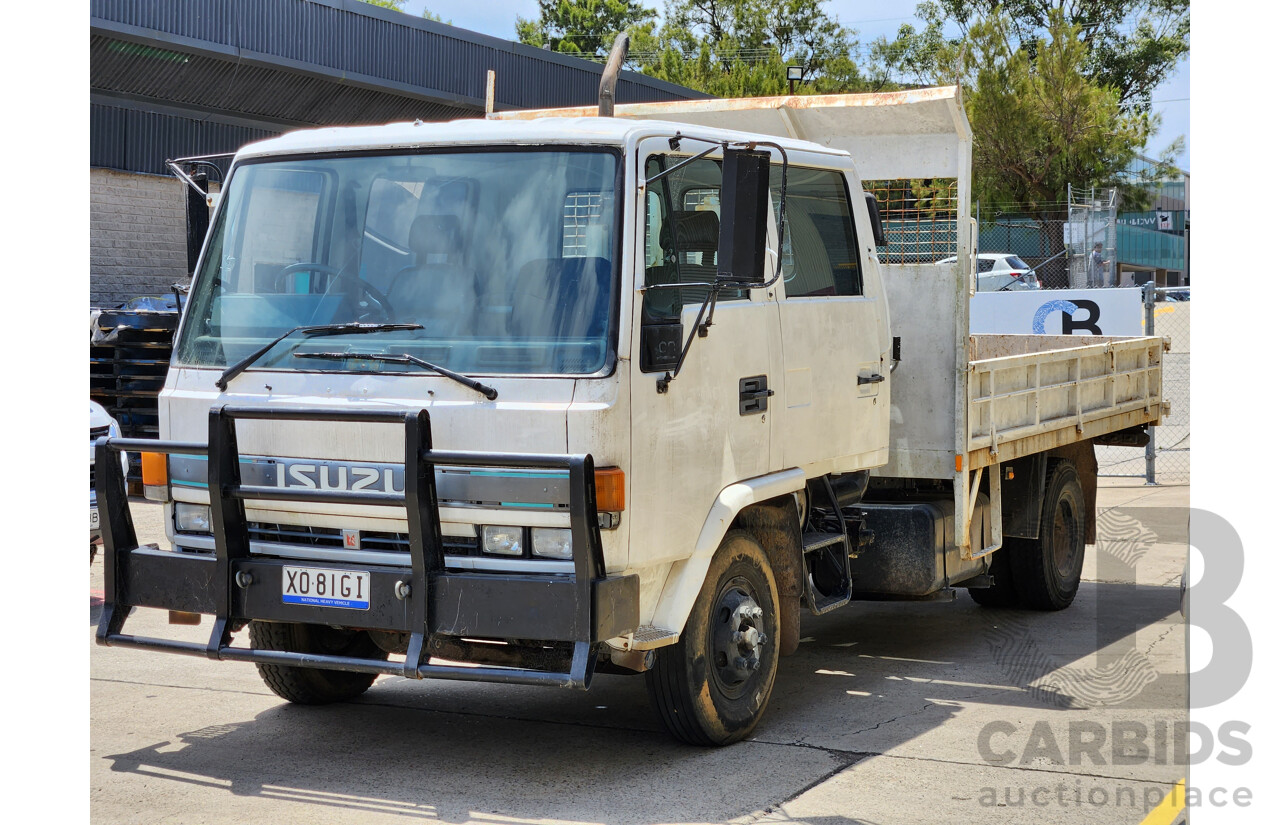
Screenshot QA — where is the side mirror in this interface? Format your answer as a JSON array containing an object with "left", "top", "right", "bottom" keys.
[
  {"left": 717, "top": 149, "right": 772, "bottom": 285},
  {"left": 863, "top": 191, "right": 887, "bottom": 247}
]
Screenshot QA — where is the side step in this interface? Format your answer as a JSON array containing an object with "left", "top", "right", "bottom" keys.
[{"left": 801, "top": 477, "right": 855, "bottom": 616}]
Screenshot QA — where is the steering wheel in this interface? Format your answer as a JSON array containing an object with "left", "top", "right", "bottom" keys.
[{"left": 275, "top": 262, "right": 394, "bottom": 322}]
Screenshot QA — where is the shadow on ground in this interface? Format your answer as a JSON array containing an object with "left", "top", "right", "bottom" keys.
[{"left": 98, "top": 580, "right": 1182, "bottom": 823}]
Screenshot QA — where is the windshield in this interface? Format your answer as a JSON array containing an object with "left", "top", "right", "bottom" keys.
[{"left": 175, "top": 149, "right": 620, "bottom": 376}]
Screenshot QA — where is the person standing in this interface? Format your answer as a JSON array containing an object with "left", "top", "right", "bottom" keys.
[{"left": 1089, "top": 242, "right": 1109, "bottom": 288}]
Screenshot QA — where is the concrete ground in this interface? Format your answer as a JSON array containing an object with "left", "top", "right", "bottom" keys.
[{"left": 91, "top": 483, "right": 1188, "bottom": 825}]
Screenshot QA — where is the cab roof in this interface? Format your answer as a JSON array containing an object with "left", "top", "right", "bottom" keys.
[{"left": 233, "top": 115, "right": 847, "bottom": 163}]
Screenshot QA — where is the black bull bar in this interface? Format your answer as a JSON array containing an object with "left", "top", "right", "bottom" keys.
[{"left": 94, "top": 405, "right": 639, "bottom": 690}]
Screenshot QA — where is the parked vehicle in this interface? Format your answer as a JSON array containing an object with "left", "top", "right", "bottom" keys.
[
  {"left": 90, "top": 400, "right": 125, "bottom": 562},
  {"left": 93, "top": 79, "right": 1164, "bottom": 745},
  {"left": 938, "top": 252, "right": 1040, "bottom": 291}
]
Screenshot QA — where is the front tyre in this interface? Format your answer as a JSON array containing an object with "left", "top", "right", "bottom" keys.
[
  {"left": 646, "top": 530, "right": 780, "bottom": 746},
  {"left": 249, "top": 621, "right": 388, "bottom": 704}
]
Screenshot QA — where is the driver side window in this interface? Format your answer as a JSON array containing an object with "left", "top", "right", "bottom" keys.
[
  {"left": 642, "top": 154, "right": 747, "bottom": 320},
  {"left": 235, "top": 167, "right": 327, "bottom": 294}
]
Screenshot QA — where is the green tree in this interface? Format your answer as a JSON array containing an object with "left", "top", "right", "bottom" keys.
[
  {"left": 960, "top": 9, "right": 1151, "bottom": 279},
  {"left": 878, "top": 1, "right": 1188, "bottom": 111},
  {"left": 965, "top": 11, "right": 1148, "bottom": 213},
  {"left": 516, "top": 1, "right": 657, "bottom": 58},
  {"left": 640, "top": 0, "right": 869, "bottom": 96},
  {"left": 360, "top": 0, "right": 406, "bottom": 11}
]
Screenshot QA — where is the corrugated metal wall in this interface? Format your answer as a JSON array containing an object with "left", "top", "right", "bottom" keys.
[
  {"left": 91, "top": 0, "right": 706, "bottom": 176},
  {"left": 91, "top": 103, "right": 277, "bottom": 177},
  {"left": 91, "top": 0, "right": 701, "bottom": 112}
]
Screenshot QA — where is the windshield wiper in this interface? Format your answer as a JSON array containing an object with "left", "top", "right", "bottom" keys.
[
  {"left": 294, "top": 351, "right": 499, "bottom": 401},
  {"left": 216, "top": 322, "right": 423, "bottom": 390}
]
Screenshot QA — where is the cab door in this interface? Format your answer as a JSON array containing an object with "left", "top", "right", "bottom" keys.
[
  {"left": 774, "top": 166, "right": 889, "bottom": 470},
  {"left": 627, "top": 140, "right": 784, "bottom": 571}
]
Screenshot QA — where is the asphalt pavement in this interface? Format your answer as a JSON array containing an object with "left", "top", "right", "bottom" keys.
[{"left": 91, "top": 483, "right": 1188, "bottom": 824}]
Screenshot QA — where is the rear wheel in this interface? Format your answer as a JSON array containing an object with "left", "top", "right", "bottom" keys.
[
  {"left": 969, "top": 543, "right": 1019, "bottom": 607},
  {"left": 645, "top": 530, "right": 780, "bottom": 746},
  {"left": 1008, "top": 461, "right": 1087, "bottom": 610},
  {"left": 249, "top": 621, "right": 388, "bottom": 704}
]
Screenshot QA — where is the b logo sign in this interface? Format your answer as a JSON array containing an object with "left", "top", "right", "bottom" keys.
[
  {"left": 971, "top": 288, "right": 1142, "bottom": 336},
  {"left": 1032, "top": 299, "right": 1103, "bottom": 335}
]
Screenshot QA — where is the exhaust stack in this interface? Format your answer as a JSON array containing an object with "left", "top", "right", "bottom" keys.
[{"left": 598, "top": 33, "right": 630, "bottom": 117}]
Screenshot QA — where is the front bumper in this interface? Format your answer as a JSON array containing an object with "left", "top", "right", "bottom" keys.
[{"left": 94, "top": 405, "right": 638, "bottom": 689}]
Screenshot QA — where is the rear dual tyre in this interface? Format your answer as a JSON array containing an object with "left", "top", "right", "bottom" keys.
[{"left": 969, "top": 460, "right": 1087, "bottom": 611}]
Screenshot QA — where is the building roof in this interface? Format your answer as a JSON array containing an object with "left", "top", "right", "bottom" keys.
[{"left": 90, "top": 0, "right": 707, "bottom": 175}]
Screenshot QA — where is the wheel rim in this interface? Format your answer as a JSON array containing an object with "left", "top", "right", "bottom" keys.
[
  {"left": 708, "top": 577, "right": 769, "bottom": 699},
  {"left": 1051, "top": 497, "right": 1081, "bottom": 579}
]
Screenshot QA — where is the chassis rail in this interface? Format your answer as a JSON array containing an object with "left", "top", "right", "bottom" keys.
[{"left": 94, "top": 405, "right": 638, "bottom": 690}]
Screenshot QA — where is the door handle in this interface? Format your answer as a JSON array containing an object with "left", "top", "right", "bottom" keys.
[
  {"left": 739, "top": 375, "right": 773, "bottom": 415},
  {"left": 857, "top": 373, "right": 885, "bottom": 385}
]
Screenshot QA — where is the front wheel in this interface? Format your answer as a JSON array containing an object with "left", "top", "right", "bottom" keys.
[
  {"left": 249, "top": 621, "right": 388, "bottom": 704},
  {"left": 645, "top": 530, "right": 780, "bottom": 746}
]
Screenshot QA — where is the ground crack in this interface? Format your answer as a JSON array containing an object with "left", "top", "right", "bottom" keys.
[
  {"left": 1143, "top": 622, "right": 1180, "bottom": 658},
  {"left": 837, "top": 701, "right": 938, "bottom": 737}
]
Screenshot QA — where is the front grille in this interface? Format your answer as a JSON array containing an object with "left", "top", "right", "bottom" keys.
[
  {"left": 89, "top": 464, "right": 96, "bottom": 490},
  {"left": 90, "top": 425, "right": 111, "bottom": 441},
  {"left": 246, "top": 522, "right": 479, "bottom": 556}
]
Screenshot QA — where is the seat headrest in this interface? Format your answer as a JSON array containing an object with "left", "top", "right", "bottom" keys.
[
  {"left": 409, "top": 214, "right": 462, "bottom": 259},
  {"left": 660, "top": 210, "right": 720, "bottom": 251}
]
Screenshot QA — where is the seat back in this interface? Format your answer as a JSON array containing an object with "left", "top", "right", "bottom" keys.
[
  {"left": 511, "top": 257, "right": 611, "bottom": 340},
  {"left": 389, "top": 214, "right": 478, "bottom": 333}
]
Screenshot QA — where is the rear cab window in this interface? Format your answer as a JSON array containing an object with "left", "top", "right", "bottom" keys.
[{"left": 772, "top": 167, "right": 863, "bottom": 298}]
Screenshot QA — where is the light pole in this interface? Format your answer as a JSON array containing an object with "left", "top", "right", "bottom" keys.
[{"left": 787, "top": 66, "right": 803, "bottom": 94}]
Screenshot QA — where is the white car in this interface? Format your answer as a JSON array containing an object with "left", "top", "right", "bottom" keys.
[
  {"left": 938, "top": 252, "right": 1041, "bottom": 292},
  {"left": 90, "top": 401, "right": 125, "bottom": 561}
]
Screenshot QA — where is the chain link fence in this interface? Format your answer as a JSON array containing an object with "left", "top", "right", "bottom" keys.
[
  {"left": 1096, "top": 285, "right": 1190, "bottom": 484},
  {"left": 1067, "top": 186, "right": 1118, "bottom": 289},
  {"left": 865, "top": 179, "right": 959, "bottom": 263}
]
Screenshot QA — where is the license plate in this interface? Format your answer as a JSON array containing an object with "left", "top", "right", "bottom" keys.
[
  {"left": 282, "top": 566, "right": 371, "bottom": 610},
  {"left": 90, "top": 508, "right": 100, "bottom": 530}
]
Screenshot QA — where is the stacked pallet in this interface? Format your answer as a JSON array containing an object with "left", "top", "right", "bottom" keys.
[{"left": 90, "top": 308, "right": 179, "bottom": 484}]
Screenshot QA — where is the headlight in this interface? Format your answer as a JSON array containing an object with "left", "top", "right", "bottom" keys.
[
  {"left": 174, "top": 502, "right": 212, "bottom": 534},
  {"left": 531, "top": 528, "right": 572, "bottom": 560},
  {"left": 481, "top": 525, "right": 523, "bottom": 556}
]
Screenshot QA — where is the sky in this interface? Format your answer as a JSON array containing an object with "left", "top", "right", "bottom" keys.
[{"left": 404, "top": 0, "right": 1190, "bottom": 171}]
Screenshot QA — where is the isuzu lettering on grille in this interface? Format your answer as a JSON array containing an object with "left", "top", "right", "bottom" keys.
[{"left": 275, "top": 460, "right": 403, "bottom": 494}]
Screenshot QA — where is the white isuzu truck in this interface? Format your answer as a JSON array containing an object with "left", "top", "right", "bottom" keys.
[{"left": 95, "top": 75, "right": 1165, "bottom": 745}]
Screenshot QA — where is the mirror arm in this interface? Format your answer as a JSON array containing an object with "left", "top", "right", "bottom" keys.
[
  {"left": 655, "top": 286, "right": 722, "bottom": 394},
  {"left": 165, "top": 153, "right": 232, "bottom": 197},
  {"left": 747, "top": 140, "right": 788, "bottom": 290},
  {"left": 643, "top": 144, "right": 723, "bottom": 187}
]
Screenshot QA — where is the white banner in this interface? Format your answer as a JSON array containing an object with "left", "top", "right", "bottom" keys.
[{"left": 970, "top": 288, "right": 1144, "bottom": 336}]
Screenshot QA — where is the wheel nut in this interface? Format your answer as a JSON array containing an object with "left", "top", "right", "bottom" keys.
[{"left": 734, "top": 656, "right": 749, "bottom": 672}]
